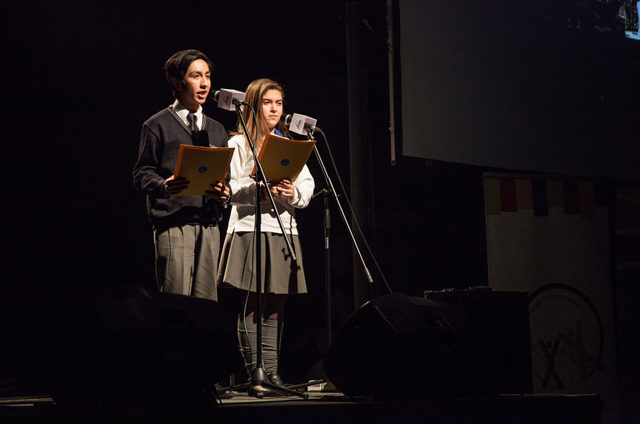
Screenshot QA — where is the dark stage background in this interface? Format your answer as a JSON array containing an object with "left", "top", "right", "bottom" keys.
[
  {"left": 1, "top": 0, "right": 639, "bottom": 394},
  {"left": 1, "top": 0, "right": 420, "bottom": 386}
]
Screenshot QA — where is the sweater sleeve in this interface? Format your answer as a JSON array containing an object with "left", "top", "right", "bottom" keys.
[{"left": 133, "top": 124, "right": 166, "bottom": 197}]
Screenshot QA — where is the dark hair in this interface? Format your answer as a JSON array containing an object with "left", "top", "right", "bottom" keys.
[
  {"left": 163, "top": 50, "right": 214, "bottom": 99},
  {"left": 231, "top": 78, "right": 290, "bottom": 151}
]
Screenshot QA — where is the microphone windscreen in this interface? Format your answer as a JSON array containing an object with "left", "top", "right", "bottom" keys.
[
  {"left": 281, "top": 114, "right": 293, "bottom": 126},
  {"left": 193, "top": 130, "right": 210, "bottom": 147}
]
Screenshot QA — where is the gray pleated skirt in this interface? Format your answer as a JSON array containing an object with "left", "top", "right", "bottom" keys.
[{"left": 216, "top": 231, "right": 307, "bottom": 294}]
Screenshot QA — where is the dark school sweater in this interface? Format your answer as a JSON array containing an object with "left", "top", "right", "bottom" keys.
[{"left": 133, "top": 107, "right": 230, "bottom": 229}]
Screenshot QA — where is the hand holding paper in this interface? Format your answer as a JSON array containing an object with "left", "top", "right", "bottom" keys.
[
  {"left": 164, "top": 175, "right": 190, "bottom": 196},
  {"left": 205, "top": 181, "right": 230, "bottom": 202},
  {"left": 269, "top": 179, "right": 294, "bottom": 198}
]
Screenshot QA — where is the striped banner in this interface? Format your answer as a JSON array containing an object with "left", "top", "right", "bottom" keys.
[
  {"left": 484, "top": 174, "right": 618, "bottom": 410},
  {"left": 484, "top": 177, "right": 606, "bottom": 220}
]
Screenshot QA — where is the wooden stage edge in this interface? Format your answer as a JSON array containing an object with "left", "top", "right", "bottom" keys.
[{"left": 0, "top": 390, "right": 603, "bottom": 424}]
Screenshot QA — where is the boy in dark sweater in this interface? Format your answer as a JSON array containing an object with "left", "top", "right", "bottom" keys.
[{"left": 133, "top": 49, "right": 230, "bottom": 301}]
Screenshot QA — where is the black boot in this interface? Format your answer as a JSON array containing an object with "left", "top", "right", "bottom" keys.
[
  {"left": 267, "top": 372, "right": 285, "bottom": 387},
  {"left": 215, "top": 383, "right": 234, "bottom": 399}
]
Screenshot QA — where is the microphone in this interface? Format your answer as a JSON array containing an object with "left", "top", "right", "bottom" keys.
[
  {"left": 193, "top": 129, "right": 210, "bottom": 147},
  {"left": 211, "top": 89, "right": 247, "bottom": 111},
  {"left": 281, "top": 114, "right": 294, "bottom": 126},
  {"left": 281, "top": 113, "right": 320, "bottom": 135}
]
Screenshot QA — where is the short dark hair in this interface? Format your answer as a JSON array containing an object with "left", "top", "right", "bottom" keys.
[{"left": 163, "top": 50, "right": 214, "bottom": 99}]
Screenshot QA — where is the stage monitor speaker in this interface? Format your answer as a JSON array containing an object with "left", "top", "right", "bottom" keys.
[
  {"left": 38, "top": 285, "right": 244, "bottom": 408},
  {"left": 323, "top": 291, "right": 532, "bottom": 400},
  {"left": 425, "top": 288, "right": 533, "bottom": 395}
]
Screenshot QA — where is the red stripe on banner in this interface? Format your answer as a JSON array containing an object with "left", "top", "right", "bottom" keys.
[
  {"left": 500, "top": 178, "right": 517, "bottom": 212},
  {"left": 563, "top": 180, "right": 580, "bottom": 215},
  {"left": 516, "top": 179, "right": 533, "bottom": 210}
]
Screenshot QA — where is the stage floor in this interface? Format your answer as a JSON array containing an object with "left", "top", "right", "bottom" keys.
[{"left": 0, "top": 388, "right": 604, "bottom": 424}]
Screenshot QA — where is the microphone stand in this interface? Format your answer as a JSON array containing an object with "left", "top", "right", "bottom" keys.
[
  {"left": 310, "top": 186, "right": 332, "bottom": 355},
  {"left": 306, "top": 128, "right": 374, "bottom": 354},
  {"left": 233, "top": 100, "right": 310, "bottom": 399}
]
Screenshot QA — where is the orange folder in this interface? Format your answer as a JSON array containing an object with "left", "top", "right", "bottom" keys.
[
  {"left": 252, "top": 134, "right": 316, "bottom": 182},
  {"left": 174, "top": 145, "right": 234, "bottom": 196}
]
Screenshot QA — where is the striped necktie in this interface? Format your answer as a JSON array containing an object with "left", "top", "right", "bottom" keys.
[{"left": 188, "top": 112, "right": 197, "bottom": 132}]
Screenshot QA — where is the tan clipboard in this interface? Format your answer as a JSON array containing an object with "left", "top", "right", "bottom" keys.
[
  {"left": 174, "top": 145, "right": 234, "bottom": 196},
  {"left": 252, "top": 134, "right": 316, "bottom": 182}
]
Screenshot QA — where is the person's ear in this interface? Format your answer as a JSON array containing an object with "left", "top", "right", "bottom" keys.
[{"left": 171, "top": 77, "right": 182, "bottom": 92}]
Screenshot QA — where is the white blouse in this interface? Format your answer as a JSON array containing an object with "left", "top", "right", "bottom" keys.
[{"left": 226, "top": 134, "right": 315, "bottom": 235}]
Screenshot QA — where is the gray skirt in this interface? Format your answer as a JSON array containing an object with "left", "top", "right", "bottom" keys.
[{"left": 217, "top": 231, "right": 307, "bottom": 294}]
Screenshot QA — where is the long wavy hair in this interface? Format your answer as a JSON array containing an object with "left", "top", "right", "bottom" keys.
[{"left": 230, "top": 78, "right": 291, "bottom": 153}]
